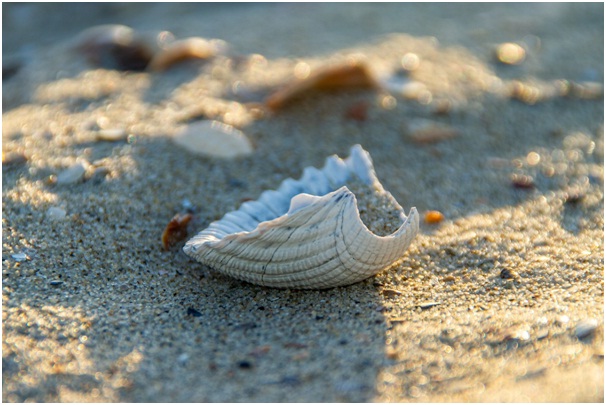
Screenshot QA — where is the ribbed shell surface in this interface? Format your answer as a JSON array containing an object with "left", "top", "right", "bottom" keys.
[{"left": 184, "top": 145, "right": 419, "bottom": 289}]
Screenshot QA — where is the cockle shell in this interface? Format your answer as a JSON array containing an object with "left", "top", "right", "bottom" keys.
[{"left": 184, "top": 145, "right": 419, "bottom": 289}]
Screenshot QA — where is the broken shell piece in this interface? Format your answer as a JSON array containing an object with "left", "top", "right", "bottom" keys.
[
  {"left": 148, "top": 37, "right": 225, "bottom": 71},
  {"left": 184, "top": 145, "right": 419, "bottom": 289},
  {"left": 162, "top": 213, "right": 193, "bottom": 250},
  {"left": 172, "top": 120, "right": 253, "bottom": 159},
  {"left": 265, "top": 61, "right": 379, "bottom": 111}
]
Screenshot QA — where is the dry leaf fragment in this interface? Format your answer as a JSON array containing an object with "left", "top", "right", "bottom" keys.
[
  {"left": 265, "top": 61, "right": 379, "bottom": 111},
  {"left": 162, "top": 213, "right": 193, "bottom": 250}
]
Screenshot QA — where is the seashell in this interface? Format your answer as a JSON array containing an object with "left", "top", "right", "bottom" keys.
[
  {"left": 148, "top": 37, "right": 225, "bottom": 72},
  {"left": 184, "top": 145, "right": 419, "bottom": 289},
  {"left": 265, "top": 61, "right": 379, "bottom": 112},
  {"left": 73, "top": 24, "right": 172, "bottom": 71},
  {"left": 172, "top": 120, "right": 254, "bottom": 159}
]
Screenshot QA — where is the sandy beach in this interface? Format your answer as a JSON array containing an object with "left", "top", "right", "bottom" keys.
[{"left": 2, "top": 3, "right": 604, "bottom": 402}]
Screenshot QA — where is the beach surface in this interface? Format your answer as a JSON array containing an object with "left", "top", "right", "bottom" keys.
[{"left": 2, "top": 3, "right": 604, "bottom": 402}]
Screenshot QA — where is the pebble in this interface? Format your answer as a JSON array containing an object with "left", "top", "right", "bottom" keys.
[
  {"left": 177, "top": 353, "right": 189, "bottom": 365},
  {"left": 495, "top": 42, "right": 526, "bottom": 65},
  {"left": 401, "top": 52, "right": 421, "bottom": 71},
  {"left": 265, "top": 60, "right": 378, "bottom": 111},
  {"left": 96, "top": 128, "right": 127, "bottom": 142},
  {"left": 172, "top": 120, "right": 254, "bottom": 159},
  {"left": 46, "top": 206, "right": 67, "bottom": 221},
  {"left": 575, "top": 318, "right": 598, "bottom": 339},
  {"left": 11, "top": 252, "right": 29, "bottom": 262},
  {"left": 424, "top": 210, "right": 444, "bottom": 224},
  {"left": 511, "top": 173, "right": 534, "bottom": 189},
  {"left": 56, "top": 162, "right": 87, "bottom": 185},
  {"left": 49, "top": 280, "right": 64, "bottom": 287},
  {"left": 237, "top": 360, "right": 253, "bottom": 369},
  {"left": 418, "top": 302, "right": 441, "bottom": 310},
  {"left": 406, "top": 119, "right": 458, "bottom": 144},
  {"left": 186, "top": 307, "right": 202, "bottom": 318},
  {"left": 503, "top": 328, "right": 530, "bottom": 342},
  {"left": 73, "top": 24, "right": 173, "bottom": 71},
  {"left": 499, "top": 268, "right": 519, "bottom": 280}
]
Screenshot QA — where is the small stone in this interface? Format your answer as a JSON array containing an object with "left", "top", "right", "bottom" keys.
[
  {"left": 575, "top": 318, "right": 599, "bottom": 340},
  {"left": 237, "top": 360, "right": 252, "bottom": 369},
  {"left": 56, "top": 162, "right": 87, "bottom": 185},
  {"left": 381, "top": 288, "right": 403, "bottom": 298},
  {"left": 186, "top": 307, "right": 202, "bottom": 317},
  {"left": 495, "top": 42, "right": 526, "bottom": 65},
  {"left": 49, "top": 280, "right": 64, "bottom": 287},
  {"left": 11, "top": 252, "right": 28, "bottom": 262},
  {"left": 96, "top": 128, "right": 127, "bottom": 142},
  {"left": 406, "top": 119, "right": 458, "bottom": 144},
  {"left": 177, "top": 353, "right": 189, "bottom": 365},
  {"left": 443, "top": 275, "right": 456, "bottom": 282},
  {"left": 500, "top": 268, "right": 519, "bottom": 279},
  {"left": 556, "top": 315, "right": 570, "bottom": 325},
  {"left": 503, "top": 328, "right": 530, "bottom": 342},
  {"left": 173, "top": 120, "right": 253, "bottom": 159},
  {"left": 401, "top": 52, "right": 420, "bottom": 71},
  {"left": 46, "top": 206, "right": 67, "bottom": 221},
  {"left": 424, "top": 210, "right": 444, "bottom": 224},
  {"left": 418, "top": 302, "right": 441, "bottom": 310},
  {"left": 511, "top": 173, "right": 534, "bottom": 189}
]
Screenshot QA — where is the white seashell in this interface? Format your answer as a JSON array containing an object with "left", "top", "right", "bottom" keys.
[
  {"left": 184, "top": 145, "right": 418, "bottom": 289},
  {"left": 172, "top": 120, "right": 253, "bottom": 159}
]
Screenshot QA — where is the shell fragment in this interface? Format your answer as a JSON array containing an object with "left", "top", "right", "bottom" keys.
[{"left": 184, "top": 145, "right": 418, "bottom": 289}]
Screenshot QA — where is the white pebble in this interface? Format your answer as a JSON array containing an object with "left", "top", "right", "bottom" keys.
[
  {"left": 11, "top": 252, "right": 28, "bottom": 262},
  {"left": 56, "top": 162, "right": 87, "bottom": 185},
  {"left": 96, "top": 128, "right": 127, "bottom": 142},
  {"left": 575, "top": 318, "right": 599, "bottom": 339},
  {"left": 172, "top": 120, "right": 253, "bottom": 159},
  {"left": 47, "top": 206, "right": 67, "bottom": 221}
]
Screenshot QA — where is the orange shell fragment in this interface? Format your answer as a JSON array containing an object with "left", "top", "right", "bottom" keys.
[
  {"left": 162, "top": 213, "right": 193, "bottom": 250},
  {"left": 265, "top": 61, "right": 379, "bottom": 111}
]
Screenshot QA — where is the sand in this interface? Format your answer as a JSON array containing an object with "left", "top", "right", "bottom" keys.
[{"left": 2, "top": 3, "right": 604, "bottom": 402}]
